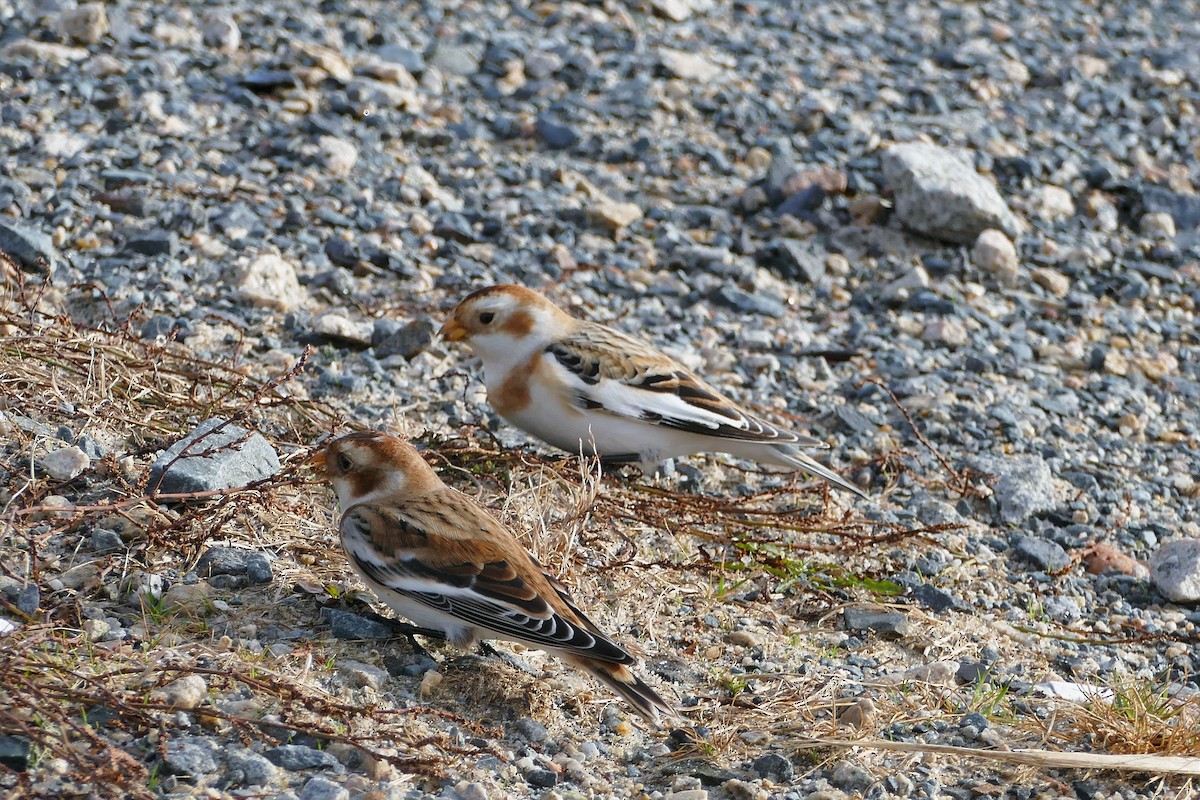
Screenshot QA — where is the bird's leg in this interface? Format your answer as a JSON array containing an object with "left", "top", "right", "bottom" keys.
[
  {"left": 475, "top": 640, "right": 539, "bottom": 676},
  {"left": 360, "top": 609, "right": 445, "bottom": 657}
]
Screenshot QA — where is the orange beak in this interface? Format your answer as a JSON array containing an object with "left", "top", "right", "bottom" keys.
[
  {"left": 439, "top": 317, "right": 469, "bottom": 342},
  {"left": 306, "top": 448, "right": 328, "bottom": 470}
]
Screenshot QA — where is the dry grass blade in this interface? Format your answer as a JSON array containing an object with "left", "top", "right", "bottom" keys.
[{"left": 793, "top": 738, "right": 1200, "bottom": 777}]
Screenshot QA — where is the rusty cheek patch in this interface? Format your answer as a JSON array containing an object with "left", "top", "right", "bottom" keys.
[
  {"left": 499, "top": 309, "right": 534, "bottom": 337},
  {"left": 348, "top": 470, "right": 383, "bottom": 502}
]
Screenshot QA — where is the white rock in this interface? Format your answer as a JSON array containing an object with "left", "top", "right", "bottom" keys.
[
  {"left": 234, "top": 253, "right": 307, "bottom": 311},
  {"left": 588, "top": 198, "right": 643, "bottom": 232},
  {"left": 1032, "top": 267, "right": 1070, "bottom": 296},
  {"left": 338, "top": 660, "right": 389, "bottom": 690},
  {"left": 151, "top": 675, "right": 208, "bottom": 710},
  {"left": 972, "top": 228, "right": 1019, "bottom": 286},
  {"left": 81, "top": 618, "right": 110, "bottom": 641},
  {"left": 649, "top": 0, "right": 695, "bottom": 21},
  {"left": 659, "top": 47, "right": 721, "bottom": 82},
  {"left": 40, "top": 446, "right": 90, "bottom": 481},
  {"left": 3, "top": 39, "right": 88, "bottom": 66},
  {"left": 922, "top": 318, "right": 968, "bottom": 348},
  {"left": 41, "top": 132, "right": 89, "bottom": 159},
  {"left": 200, "top": 11, "right": 240, "bottom": 54},
  {"left": 1150, "top": 539, "right": 1200, "bottom": 603},
  {"left": 881, "top": 265, "right": 930, "bottom": 303},
  {"left": 318, "top": 136, "right": 358, "bottom": 177},
  {"left": 1140, "top": 211, "right": 1176, "bottom": 239},
  {"left": 1030, "top": 185, "right": 1075, "bottom": 220},
  {"left": 58, "top": 3, "right": 109, "bottom": 45},
  {"left": 311, "top": 313, "right": 373, "bottom": 346},
  {"left": 418, "top": 669, "right": 443, "bottom": 698}
]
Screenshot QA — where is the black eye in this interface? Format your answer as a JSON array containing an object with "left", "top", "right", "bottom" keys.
[
  {"left": 479, "top": 312, "right": 495, "bottom": 325},
  {"left": 336, "top": 453, "right": 353, "bottom": 472}
]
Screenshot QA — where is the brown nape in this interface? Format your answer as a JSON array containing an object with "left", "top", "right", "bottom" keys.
[{"left": 457, "top": 283, "right": 538, "bottom": 306}]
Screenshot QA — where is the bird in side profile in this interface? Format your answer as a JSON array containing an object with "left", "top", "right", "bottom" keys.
[
  {"left": 310, "top": 430, "right": 674, "bottom": 725},
  {"left": 440, "top": 284, "right": 866, "bottom": 497}
]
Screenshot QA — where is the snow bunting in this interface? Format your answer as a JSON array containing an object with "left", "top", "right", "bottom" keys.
[
  {"left": 310, "top": 431, "right": 674, "bottom": 724},
  {"left": 440, "top": 284, "right": 866, "bottom": 497}
]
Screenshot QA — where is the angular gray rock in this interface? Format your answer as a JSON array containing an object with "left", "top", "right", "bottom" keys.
[
  {"left": 320, "top": 608, "right": 394, "bottom": 640},
  {"left": 1149, "top": 539, "right": 1200, "bottom": 603},
  {"left": 882, "top": 143, "right": 1020, "bottom": 244},
  {"left": 298, "top": 776, "right": 350, "bottom": 800},
  {"left": 147, "top": 418, "right": 280, "bottom": 495},
  {"left": 1015, "top": 536, "right": 1070, "bottom": 572},
  {"left": 842, "top": 606, "right": 909, "bottom": 638},
  {"left": 196, "top": 546, "right": 274, "bottom": 586},
  {"left": 0, "top": 220, "right": 56, "bottom": 271},
  {"left": 373, "top": 319, "right": 435, "bottom": 360},
  {"left": 38, "top": 446, "right": 90, "bottom": 481},
  {"left": 967, "top": 454, "right": 1056, "bottom": 525},
  {"left": 227, "top": 747, "right": 278, "bottom": 787},
  {"left": 164, "top": 737, "right": 220, "bottom": 777},
  {"left": 264, "top": 744, "right": 343, "bottom": 772}
]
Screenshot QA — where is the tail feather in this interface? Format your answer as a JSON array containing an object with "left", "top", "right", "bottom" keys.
[
  {"left": 568, "top": 656, "right": 674, "bottom": 726},
  {"left": 771, "top": 444, "right": 868, "bottom": 498}
]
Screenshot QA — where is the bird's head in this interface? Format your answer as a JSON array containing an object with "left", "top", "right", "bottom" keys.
[{"left": 439, "top": 284, "right": 569, "bottom": 363}]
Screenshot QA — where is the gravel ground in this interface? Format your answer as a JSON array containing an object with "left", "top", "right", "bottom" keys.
[{"left": 2, "top": 0, "right": 1200, "bottom": 798}]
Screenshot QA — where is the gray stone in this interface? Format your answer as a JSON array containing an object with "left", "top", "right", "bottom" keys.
[
  {"left": 0, "top": 220, "right": 56, "bottom": 271},
  {"left": 38, "top": 446, "right": 89, "bottom": 481},
  {"left": 842, "top": 607, "right": 909, "bottom": 638},
  {"left": 16, "top": 584, "right": 39, "bottom": 615},
  {"left": 91, "top": 528, "right": 123, "bottom": 551},
  {"left": 882, "top": 143, "right": 1020, "bottom": 244},
  {"left": 511, "top": 718, "right": 549, "bottom": 743},
  {"left": 911, "top": 583, "right": 958, "bottom": 613},
  {"left": 1015, "top": 536, "right": 1070, "bottom": 572},
  {"left": 1150, "top": 539, "right": 1200, "bottom": 603},
  {"left": 200, "top": 10, "right": 240, "bottom": 54},
  {"left": 830, "top": 759, "right": 873, "bottom": 793},
  {"left": 751, "top": 752, "right": 793, "bottom": 782},
  {"left": 711, "top": 285, "right": 785, "bottom": 317},
  {"left": 263, "top": 745, "right": 343, "bottom": 772},
  {"left": 535, "top": 116, "right": 579, "bottom": 149},
  {"left": 968, "top": 454, "right": 1056, "bottom": 524},
  {"left": 227, "top": 747, "right": 278, "bottom": 787},
  {"left": 428, "top": 41, "right": 481, "bottom": 76},
  {"left": 0, "top": 735, "right": 31, "bottom": 770},
  {"left": 298, "top": 776, "right": 349, "bottom": 800},
  {"left": 524, "top": 769, "right": 557, "bottom": 788},
  {"left": 1043, "top": 595, "right": 1081, "bottom": 622},
  {"left": 769, "top": 239, "right": 825, "bottom": 283},
  {"left": 123, "top": 229, "right": 179, "bottom": 257},
  {"left": 147, "top": 418, "right": 280, "bottom": 495},
  {"left": 374, "top": 319, "right": 435, "bottom": 360},
  {"left": 196, "top": 546, "right": 273, "bottom": 586},
  {"left": 321, "top": 609, "right": 395, "bottom": 640},
  {"left": 163, "top": 737, "right": 220, "bottom": 777}
]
